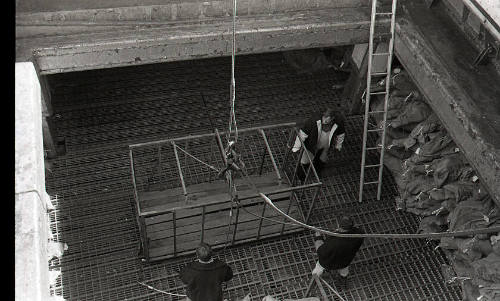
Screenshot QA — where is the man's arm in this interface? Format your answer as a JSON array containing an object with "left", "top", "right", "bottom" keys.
[
  {"left": 292, "top": 129, "right": 308, "bottom": 152},
  {"left": 316, "top": 238, "right": 337, "bottom": 269},
  {"left": 179, "top": 267, "right": 192, "bottom": 284},
  {"left": 334, "top": 119, "right": 346, "bottom": 151},
  {"left": 292, "top": 116, "right": 316, "bottom": 152}
]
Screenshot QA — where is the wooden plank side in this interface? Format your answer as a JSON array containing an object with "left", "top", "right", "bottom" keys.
[
  {"left": 147, "top": 201, "right": 301, "bottom": 241},
  {"left": 140, "top": 172, "right": 291, "bottom": 215},
  {"left": 144, "top": 189, "right": 292, "bottom": 225},
  {"left": 148, "top": 222, "right": 303, "bottom": 259}
]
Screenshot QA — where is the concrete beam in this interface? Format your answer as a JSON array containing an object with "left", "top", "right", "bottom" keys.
[
  {"left": 16, "top": 7, "right": 390, "bottom": 74},
  {"left": 16, "top": 0, "right": 370, "bottom": 15},
  {"left": 395, "top": 1, "right": 500, "bottom": 205},
  {"left": 15, "top": 62, "right": 51, "bottom": 301},
  {"left": 37, "top": 73, "right": 60, "bottom": 159}
]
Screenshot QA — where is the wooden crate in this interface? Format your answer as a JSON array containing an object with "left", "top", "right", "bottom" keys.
[{"left": 139, "top": 172, "right": 304, "bottom": 262}]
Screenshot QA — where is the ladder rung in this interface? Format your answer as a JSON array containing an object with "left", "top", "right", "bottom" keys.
[
  {"left": 366, "top": 146, "right": 382, "bottom": 150},
  {"left": 372, "top": 53, "right": 390, "bottom": 56},
  {"left": 364, "top": 181, "right": 379, "bottom": 185},
  {"left": 371, "top": 72, "right": 388, "bottom": 77},
  {"left": 367, "top": 128, "right": 384, "bottom": 132},
  {"left": 376, "top": 12, "right": 393, "bottom": 16},
  {"left": 365, "top": 164, "right": 381, "bottom": 168}
]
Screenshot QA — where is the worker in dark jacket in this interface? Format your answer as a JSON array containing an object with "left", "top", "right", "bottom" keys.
[
  {"left": 292, "top": 108, "right": 346, "bottom": 180},
  {"left": 312, "top": 216, "right": 364, "bottom": 285},
  {"left": 179, "top": 243, "right": 233, "bottom": 301}
]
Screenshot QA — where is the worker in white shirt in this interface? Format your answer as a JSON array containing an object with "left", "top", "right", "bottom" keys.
[{"left": 292, "top": 109, "right": 346, "bottom": 181}]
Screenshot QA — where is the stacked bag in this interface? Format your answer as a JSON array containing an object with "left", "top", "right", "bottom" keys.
[{"left": 369, "top": 68, "right": 500, "bottom": 301}]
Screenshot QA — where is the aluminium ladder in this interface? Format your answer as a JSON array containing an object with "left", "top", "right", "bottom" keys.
[{"left": 359, "top": 0, "right": 397, "bottom": 202}]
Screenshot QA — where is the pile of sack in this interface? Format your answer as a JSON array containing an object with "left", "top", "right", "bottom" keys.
[{"left": 369, "top": 68, "right": 500, "bottom": 300}]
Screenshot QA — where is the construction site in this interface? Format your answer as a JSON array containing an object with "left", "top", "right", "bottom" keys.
[{"left": 15, "top": 0, "right": 500, "bottom": 301}]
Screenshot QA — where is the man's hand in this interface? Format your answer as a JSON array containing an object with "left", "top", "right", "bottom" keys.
[{"left": 312, "top": 261, "right": 325, "bottom": 277}]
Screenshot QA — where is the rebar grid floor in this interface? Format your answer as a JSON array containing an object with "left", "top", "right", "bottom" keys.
[{"left": 46, "top": 52, "right": 461, "bottom": 301}]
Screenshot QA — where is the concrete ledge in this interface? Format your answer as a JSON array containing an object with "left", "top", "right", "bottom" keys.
[
  {"left": 395, "top": 1, "right": 500, "bottom": 205},
  {"left": 16, "top": 7, "right": 390, "bottom": 74},
  {"left": 16, "top": 0, "right": 369, "bottom": 15},
  {"left": 15, "top": 62, "right": 50, "bottom": 301},
  {"left": 16, "top": 0, "right": 369, "bottom": 24}
]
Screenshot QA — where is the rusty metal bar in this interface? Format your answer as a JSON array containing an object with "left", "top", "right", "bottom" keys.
[
  {"left": 282, "top": 128, "right": 296, "bottom": 171},
  {"left": 173, "top": 211, "right": 177, "bottom": 257},
  {"left": 256, "top": 202, "right": 267, "bottom": 240},
  {"left": 257, "top": 147, "right": 267, "bottom": 176},
  {"left": 259, "top": 129, "right": 282, "bottom": 182},
  {"left": 201, "top": 205, "right": 206, "bottom": 242},
  {"left": 128, "top": 149, "right": 149, "bottom": 260},
  {"left": 171, "top": 141, "right": 187, "bottom": 196},
  {"left": 231, "top": 200, "right": 240, "bottom": 245},
  {"left": 128, "top": 149, "right": 140, "bottom": 215},
  {"left": 157, "top": 144, "right": 168, "bottom": 187},
  {"left": 305, "top": 186, "right": 321, "bottom": 223},
  {"left": 215, "top": 128, "right": 227, "bottom": 165},
  {"left": 140, "top": 216, "right": 150, "bottom": 261},
  {"left": 129, "top": 122, "right": 296, "bottom": 148},
  {"left": 294, "top": 127, "right": 321, "bottom": 182},
  {"left": 280, "top": 197, "right": 294, "bottom": 235},
  {"left": 184, "top": 140, "right": 189, "bottom": 169},
  {"left": 292, "top": 148, "right": 303, "bottom": 186}
]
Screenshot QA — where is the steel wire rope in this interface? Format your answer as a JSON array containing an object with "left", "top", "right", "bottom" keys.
[
  {"left": 171, "top": 143, "right": 220, "bottom": 172},
  {"left": 259, "top": 193, "right": 500, "bottom": 239},
  {"left": 318, "top": 276, "right": 347, "bottom": 301},
  {"left": 227, "top": 0, "right": 238, "bottom": 144},
  {"left": 137, "top": 281, "right": 187, "bottom": 297},
  {"left": 222, "top": 0, "right": 245, "bottom": 256}
]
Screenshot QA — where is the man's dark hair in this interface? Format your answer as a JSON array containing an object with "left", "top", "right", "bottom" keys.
[
  {"left": 338, "top": 216, "right": 354, "bottom": 230},
  {"left": 322, "top": 108, "right": 335, "bottom": 118},
  {"left": 196, "top": 242, "right": 213, "bottom": 262}
]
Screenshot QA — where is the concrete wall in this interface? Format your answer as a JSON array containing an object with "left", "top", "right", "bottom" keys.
[{"left": 15, "top": 62, "right": 51, "bottom": 301}]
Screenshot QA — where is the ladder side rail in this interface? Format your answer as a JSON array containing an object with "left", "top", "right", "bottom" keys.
[
  {"left": 359, "top": 0, "right": 379, "bottom": 202},
  {"left": 377, "top": 0, "right": 398, "bottom": 200}
]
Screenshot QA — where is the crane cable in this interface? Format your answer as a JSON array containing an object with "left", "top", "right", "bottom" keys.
[
  {"left": 227, "top": 0, "right": 238, "bottom": 144},
  {"left": 259, "top": 193, "right": 500, "bottom": 239},
  {"left": 137, "top": 281, "right": 187, "bottom": 297}
]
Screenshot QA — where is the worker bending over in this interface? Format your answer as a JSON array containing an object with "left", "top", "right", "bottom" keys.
[
  {"left": 312, "top": 216, "right": 364, "bottom": 287},
  {"left": 180, "top": 243, "right": 233, "bottom": 301},
  {"left": 292, "top": 108, "right": 346, "bottom": 180}
]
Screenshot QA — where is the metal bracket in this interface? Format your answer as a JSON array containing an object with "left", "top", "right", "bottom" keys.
[{"left": 472, "top": 43, "right": 497, "bottom": 66}]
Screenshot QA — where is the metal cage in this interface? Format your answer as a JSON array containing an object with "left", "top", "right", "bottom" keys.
[{"left": 129, "top": 123, "right": 322, "bottom": 262}]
